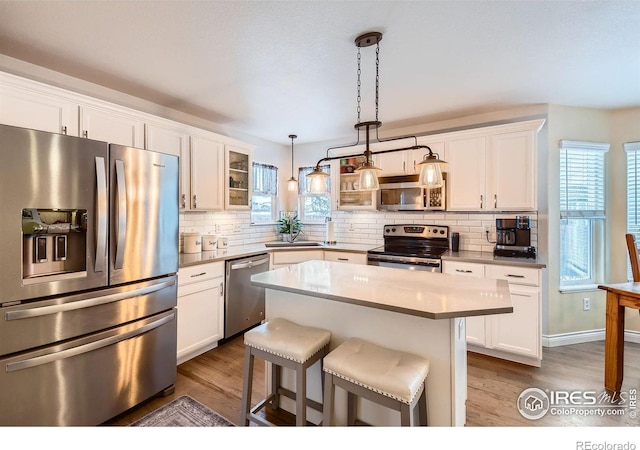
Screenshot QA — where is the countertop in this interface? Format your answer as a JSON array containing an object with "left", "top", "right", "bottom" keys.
[
  {"left": 178, "top": 241, "right": 373, "bottom": 268},
  {"left": 178, "top": 241, "right": 546, "bottom": 269},
  {"left": 251, "top": 260, "right": 513, "bottom": 320}
]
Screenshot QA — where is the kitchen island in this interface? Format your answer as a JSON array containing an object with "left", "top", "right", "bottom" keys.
[{"left": 251, "top": 260, "right": 513, "bottom": 426}]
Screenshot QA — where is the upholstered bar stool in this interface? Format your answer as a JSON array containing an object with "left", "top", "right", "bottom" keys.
[
  {"left": 322, "top": 337, "right": 430, "bottom": 426},
  {"left": 240, "top": 318, "right": 331, "bottom": 426}
]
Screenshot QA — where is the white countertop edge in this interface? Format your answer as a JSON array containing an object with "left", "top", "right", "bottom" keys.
[
  {"left": 253, "top": 278, "right": 514, "bottom": 320},
  {"left": 251, "top": 260, "right": 514, "bottom": 320}
]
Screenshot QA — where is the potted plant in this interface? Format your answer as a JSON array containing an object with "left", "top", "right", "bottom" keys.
[{"left": 277, "top": 212, "right": 303, "bottom": 241}]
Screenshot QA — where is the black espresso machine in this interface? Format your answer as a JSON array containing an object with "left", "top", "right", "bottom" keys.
[{"left": 493, "top": 216, "right": 536, "bottom": 258}]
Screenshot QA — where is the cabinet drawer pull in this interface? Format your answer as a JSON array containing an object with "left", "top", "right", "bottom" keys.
[
  {"left": 337, "top": 257, "right": 349, "bottom": 261},
  {"left": 181, "top": 194, "right": 186, "bottom": 209},
  {"left": 193, "top": 194, "right": 197, "bottom": 208},
  {"left": 190, "top": 272, "right": 207, "bottom": 278},
  {"left": 506, "top": 274, "right": 525, "bottom": 278},
  {"left": 220, "top": 282, "right": 223, "bottom": 296},
  {"left": 480, "top": 194, "right": 483, "bottom": 209},
  {"left": 61, "top": 126, "right": 67, "bottom": 135},
  {"left": 83, "top": 130, "right": 88, "bottom": 138},
  {"left": 456, "top": 269, "right": 472, "bottom": 273},
  {"left": 494, "top": 194, "right": 497, "bottom": 208}
]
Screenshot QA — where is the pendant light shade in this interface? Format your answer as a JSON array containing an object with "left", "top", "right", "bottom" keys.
[
  {"left": 307, "top": 167, "right": 330, "bottom": 193},
  {"left": 355, "top": 150, "right": 382, "bottom": 191},
  {"left": 287, "top": 134, "right": 298, "bottom": 191},
  {"left": 416, "top": 152, "right": 446, "bottom": 188}
]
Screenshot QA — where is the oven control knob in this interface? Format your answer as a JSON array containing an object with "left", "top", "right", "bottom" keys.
[
  {"left": 391, "top": 228, "right": 396, "bottom": 232},
  {"left": 433, "top": 229, "right": 438, "bottom": 233},
  {"left": 440, "top": 230, "right": 445, "bottom": 234},
  {"left": 385, "top": 228, "right": 390, "bottom": 233}
]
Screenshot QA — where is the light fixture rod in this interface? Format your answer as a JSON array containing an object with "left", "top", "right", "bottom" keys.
[{"left": 311, "top": 144, "right": 436, "bottom": 171}]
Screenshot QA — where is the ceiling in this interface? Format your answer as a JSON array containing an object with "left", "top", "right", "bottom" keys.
[{"left": 0, "top": 1, "right": 639, "bottom": 145}]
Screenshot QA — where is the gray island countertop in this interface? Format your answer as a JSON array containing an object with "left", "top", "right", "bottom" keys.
[{"left": 251, "top": 260, "right": 513, "bottom": 320}]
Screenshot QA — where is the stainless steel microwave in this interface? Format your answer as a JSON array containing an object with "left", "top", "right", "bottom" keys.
[{"left": 377, "top": 174, "right": 446, "bottom": 211}]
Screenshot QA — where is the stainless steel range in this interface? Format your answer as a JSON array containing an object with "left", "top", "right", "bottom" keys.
[{"left": 367, "top": 224, "right": 449, "bottom": 272}]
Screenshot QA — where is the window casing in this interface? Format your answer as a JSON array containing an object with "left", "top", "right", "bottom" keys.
[
  {"left": 298, "top": 165, "right": 331, "bottom": 223},
  {"left": 559, "top": 140, "right": 609, "bottom": 288},
  {"left": 251, "top": 162, "right": 278, "bottom": 224},
  {"left": 626, "top": 142, "right": 640, "bottom": 280}
]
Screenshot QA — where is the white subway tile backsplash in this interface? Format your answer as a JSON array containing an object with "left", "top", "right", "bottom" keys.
[{"left": 178, "top": 209, "right": 537, "bottom": 253}]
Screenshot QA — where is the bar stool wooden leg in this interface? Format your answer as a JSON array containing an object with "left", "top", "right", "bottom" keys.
[
  {"left": 322, "top": 372, "right": 334, "bottom": 426},
  {"left": 418, "top": 382, "right": 428, "bottom": 426},
  {"left": 271, "top": 362, "right": 280, "bottom": 410},
  {"left": 295, "top": 364, "right": 306, "bottom": 426},
  {"left": 240, "top": 347, "right": 254, "bottom": 426},
  {"left": 347, "top": 392, "right": 357, "bottom": 425}
]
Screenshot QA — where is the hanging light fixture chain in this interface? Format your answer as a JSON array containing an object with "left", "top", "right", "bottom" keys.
[
  {"left": 357, "top": 46, "right": 362, "bottom": 124},
  {"left": 375, "top": 41, "right": 380, "bottom": 124}
]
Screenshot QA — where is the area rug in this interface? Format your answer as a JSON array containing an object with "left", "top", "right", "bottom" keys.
[{"left": 130, "top": 395, "right": 235, "bottom": 427}]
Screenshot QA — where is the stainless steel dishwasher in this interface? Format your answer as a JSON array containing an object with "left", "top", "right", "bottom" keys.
[{"left": 224, "top": 253, "right": 270, "bottom": 339}]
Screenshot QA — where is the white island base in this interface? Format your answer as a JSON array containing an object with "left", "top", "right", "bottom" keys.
[
  {"left": 251, "top": 260, "right": 512, "bottom": 427},
  {"left": 265, "top": 289, "right": 467, "bottom": 427}
]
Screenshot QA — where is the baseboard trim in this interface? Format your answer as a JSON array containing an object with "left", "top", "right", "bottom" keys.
[{"left": 543, "top": 329, "right": 640, "bottom": 347}]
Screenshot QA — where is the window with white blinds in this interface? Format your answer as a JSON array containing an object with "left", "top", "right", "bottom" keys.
[
  {"left": 559, "top": 140, "right": 609, "bottom": 287},
  {"left": 559, "top": 140, "right": 609, "bottom": 219},
  {"left": 626, "top": 142, "right": 640, "bottom": 280}
]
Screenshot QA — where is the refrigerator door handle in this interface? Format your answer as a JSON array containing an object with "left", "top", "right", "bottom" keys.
[
  {"left": 95, "top": 156, "right": 108, "bottom": 273},
  {"left": 4, "top": 278, "right": 176, "bottom": 321},
  {"left": 5, "top": 311, "right": 176, "bottom": 373},
  {"left": 114, "top": 159, "right": 127, "bottom": 270}
]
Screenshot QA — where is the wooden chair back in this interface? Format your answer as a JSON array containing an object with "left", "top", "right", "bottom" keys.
[{"left": 626, "top": 233, "right": 640, "bottom": 282}]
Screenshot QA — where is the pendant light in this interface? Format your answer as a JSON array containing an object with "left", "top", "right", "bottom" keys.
[
  {"left": 306, "top": 31, "right": 447, "bottom": 193},
  {"left": 286, "top": 134, "right": 298, "bottom": 191},
  {"left": 416, "top": 150, "right": 446, "bottom": 188}
]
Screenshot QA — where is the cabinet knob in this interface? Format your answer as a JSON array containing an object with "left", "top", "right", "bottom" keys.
[
  {"left": 480, "top": 194, "right": 483, "bottom": 209},
  {"left": 181, "top": 194, "right": 186, "bottom": 209},
  {"left": 61, "top": 126, "right": 67, "bottom": 135},
  {"left": 494, "top": 194, "right": 497, "bottom": 209},
  {"left": 193, "top": 194, "right": 197, "bottom": 208},
  {"left": 83, "top": 130, "right": 88, "bottom": 138}
]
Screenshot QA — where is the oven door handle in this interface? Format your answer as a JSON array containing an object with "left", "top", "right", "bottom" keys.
[
  {"left": 368, "top": 254, "right": 441, "bottom": 267},
  {"left": 5, "top": 311, "right": 175, "bottom": 373},
  {"left": 4, "top": 278, "right": 175, "bottom": 321}
]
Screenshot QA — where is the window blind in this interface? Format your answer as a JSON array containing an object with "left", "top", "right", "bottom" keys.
[
  {"left": 252, "top": 162, "right": 278, "bottom": 195},
  {"left": 626, "top": 142, "right": 640, "bottom": 236},
  {"left": 559, "top": 140, "right": 609, "bottom": 219}
]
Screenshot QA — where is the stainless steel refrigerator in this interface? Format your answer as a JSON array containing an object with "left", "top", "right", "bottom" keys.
[{"left": 0, "top": 124, "right": 179, "bottom": 426}]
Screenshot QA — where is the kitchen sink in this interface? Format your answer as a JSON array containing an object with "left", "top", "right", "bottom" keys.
[{"left": 264, "top": 241, "right": 324, "bottom": 247}]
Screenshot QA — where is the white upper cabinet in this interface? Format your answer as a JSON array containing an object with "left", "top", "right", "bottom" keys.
[
  {"left": 488, "top": 129, "right": 537, "bottom": 211},
  {"left": 79, "top": 103, "right": 145, "bottom": 147},
  {"left": 445, "top": 119, "right": 544, "bottom": 211},
  {"left": 0, "top": 80, "right": 78, "bottom": 136},
  {"left": 191, "top": 134, "right": 224, "bottom": 211},
  {"left": 145, "top": 121, "right": 191, "bottom": 210},
  {"left": 374, "top": 138, "right": 443, "bottom": 177},
  {"left": 446, "top": 136, "right": 487, "bottom": 210}
]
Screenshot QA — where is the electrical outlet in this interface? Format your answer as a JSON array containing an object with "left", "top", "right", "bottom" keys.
[
  {"left": 348, "top": 223, "right": 355, "bottom": 232},
  {"left": 233, "top": 224, "right": 241, "bottom": 233},
  {"left": 215, "top": 224, "right": 221, "bottom": 233},
  {"left": 583, "top": 298, "right": 590, "bottom": 311}
]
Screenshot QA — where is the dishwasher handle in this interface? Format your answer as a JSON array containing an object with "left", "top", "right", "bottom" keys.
[{"left": 230, "top": 257, "right": 269, "bottom": 270}]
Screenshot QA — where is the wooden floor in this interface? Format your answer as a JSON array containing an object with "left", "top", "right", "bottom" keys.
[{"left": 105, "top": 337, "right": 640, "bottom": 427}]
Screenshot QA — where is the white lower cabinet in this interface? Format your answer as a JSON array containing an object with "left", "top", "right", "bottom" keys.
[
  {"left": 323, "top": 251, "right": 367, "bottom": 265},
  {"left": 176, "top": 262, "right": 224, "bottom": 365},
  {"left": 442, "top": 260, "right": 542, "bottom": 366},
  {"left": 270, "top": 250, "right": 324, "bottom": 269}
]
